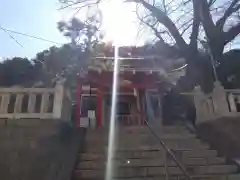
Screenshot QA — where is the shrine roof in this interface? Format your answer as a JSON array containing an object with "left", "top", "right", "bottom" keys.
[
  {"left": 95, "top": 44, "right": 180, "bottom": 59},
  {"left": 86, "top": 44, "right": 186, "bottom": 85}
]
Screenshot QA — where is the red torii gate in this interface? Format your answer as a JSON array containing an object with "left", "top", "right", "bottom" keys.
[{"left": 75, "top": 70, "right": 160, "bottom": 128}]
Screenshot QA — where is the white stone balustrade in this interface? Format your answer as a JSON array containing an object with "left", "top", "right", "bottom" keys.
[
  {"left": 184, "top": 81, "right": 240, "bottom": 124},
  {"left": 225, "top": 90, "right": 240, "bottom": 115},
  {"left": 0, "top": 83, "right": 71, "bottom": 120}
]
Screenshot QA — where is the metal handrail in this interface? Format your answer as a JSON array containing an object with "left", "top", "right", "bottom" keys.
[{"left": 144, "top": 120, "right": 192, "bottom": 180}]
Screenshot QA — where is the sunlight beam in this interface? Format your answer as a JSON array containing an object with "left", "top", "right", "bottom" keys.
[{"left": 105, "top": 43, "right": 120, "bottom": 180}]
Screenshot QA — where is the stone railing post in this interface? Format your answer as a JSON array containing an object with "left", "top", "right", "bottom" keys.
[
  {"left": 212, "top": 81, "right": 229, "bottom": 117},
  {"left": 40, "top": 93, "right": 50, "bottom": 113},
  {"left": 28, "top": 93, "right": 36, "bottom": 113},
  {"left": 0, "top": 94, "right": 10, "bottom": 113},
  {"left": 53, "top": 81, "right": 65, "bottom": 119},
  {"left": 61, "top": 87, "right": 72, "bottom": 122},
  {"left": 14, "top": 93, "right": 24, "bottom": 113},
  {"left": 228, "top": 93, "right": 237, "bottom": 113},
  {"left": 193, "top": 86, "right": 206, "bottom": 124}
]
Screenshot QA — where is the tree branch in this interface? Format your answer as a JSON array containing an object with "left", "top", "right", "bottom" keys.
[
  {"left": 173, "top": 9, "right": 193, "bottom": 25},
  {"left": 136, "top": 0, "right": 188, "bottom": 50},
  {"left": 224, "top": 23, "right": 240, "bottom": 45},
  {"left": 208, "top": 0, "right": 217, "bottom": 7},
  {"left": 189, "top": 0, "right": 200, "bottom": 52},
  {"left": 168, "top": 0, "right": 191, "bottom": 16},
  {"left": 59, "top": 0, "right": 100, "bottom": 10},
  {"left": 180, "top": 23, "right": 192, "bottom": 36},
  {"left": 58, "top": 1, "right": 82, "bottom": 10},
  {"left": 194, "top": 0, "right": 217, "bottom": 39},
  {"left": 136, "top": 10, "right": 166, "bottom": 43},
  {"left": 162, "top": 0, "right": 167, "bottom": 13},
  {"left": 216, "top": 0, "right": 240, "bottom": 30}
]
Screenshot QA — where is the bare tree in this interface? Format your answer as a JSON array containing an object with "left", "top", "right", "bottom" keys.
[{"left": 59, "top": 0, "right": 240, "bottom": 91}]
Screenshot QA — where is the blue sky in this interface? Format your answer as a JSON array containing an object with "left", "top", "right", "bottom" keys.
[
  {"left": 0, "top": 0, "right": 139, "bottom": 59},
  {"left": 0, "top": 0, "right": 68, "bottom": 59}
]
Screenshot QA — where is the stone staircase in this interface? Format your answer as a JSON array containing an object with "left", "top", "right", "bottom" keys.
[{"left": 72, "top": 125, "right": 240, "bottom": 180}]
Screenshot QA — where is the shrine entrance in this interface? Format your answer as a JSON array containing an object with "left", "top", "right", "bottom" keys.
[
  {"left": 104, "top": 94, "right": 142, "bottom": 127},
  {"left": 75, "top": 68, "right": 166, "bottom": 128}
]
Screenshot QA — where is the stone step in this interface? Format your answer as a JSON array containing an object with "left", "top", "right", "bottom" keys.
[
  {"left": 86, "top": 134, "right": 199, "bottom": 144},
  {"left": 85, "top": 141, "right": 209, "bottom": 152},
  {"left": 80, "top": 149, "right": 218, "bottom": 160},
  {"left": 120, "top": 126, "right": 189, "bottom": 134},
  {"left": 87, "top": 137, "right": 203, "bottom": 147},
  {"left": 86, "top": 133, "right": 197, "bottom": 142},
  {"left": 73, "top": 173, "right": 240, "bottom": 180},
  {"left": 78, "top": 157, "right": 225, "bottom": 169},
  {"left": 84, "top": 144, "right": 210, "bottom": 153},
  {"left": 86, "top": 126, "right": 191, "bottom": 138},
  {"left": 74, "top": 165, "right": 238, "bottom": 178},
  {"left": 85, "top": 130, "right": 205, "bottom": 153},
  {"left": 113, "top": 174, "right": 240, "bottom": 180}
]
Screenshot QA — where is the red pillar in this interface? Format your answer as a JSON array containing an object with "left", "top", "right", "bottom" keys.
[
  {"left": 76, "top": 82, "right": 82, "bottom": 127},
  {"left": 97, "top": 88, "right": 103, "bottom": 128},
  {"left": 139, "top": 89, "right": 146, "bottom": 125}
]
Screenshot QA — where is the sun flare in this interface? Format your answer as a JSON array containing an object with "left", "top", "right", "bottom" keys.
[{"left": 99, "top": 0, "right": 141, "bottom": 45}]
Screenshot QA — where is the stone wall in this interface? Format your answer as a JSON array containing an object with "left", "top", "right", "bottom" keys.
[
  {"left": 0, "top": 119, "right": 86, "bottom": 180},
  {"left": 196, "top": 117, "right": 240, "bottom": 160}
]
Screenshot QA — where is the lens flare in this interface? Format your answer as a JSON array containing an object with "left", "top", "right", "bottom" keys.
[{"left": 105, "top": 44, "right": 120, "bottom": 180}]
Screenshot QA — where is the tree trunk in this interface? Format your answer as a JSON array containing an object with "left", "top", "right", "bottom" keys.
[{"left": 178, "top": 51, "right": 215, "bottom": 93}]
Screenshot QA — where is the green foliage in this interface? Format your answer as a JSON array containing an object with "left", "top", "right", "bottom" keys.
[
  {"left": 0, "top": 44, "right": 86, "bottom": 87},
  {"left": 218, "top": 50, "right": 240, "bottom": 89},
  {"left": 0, "top": 57, "right": 38, "bottom": 86},
  {"left": 35, "top": 44, "right": 88, "bottom": 87}
]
